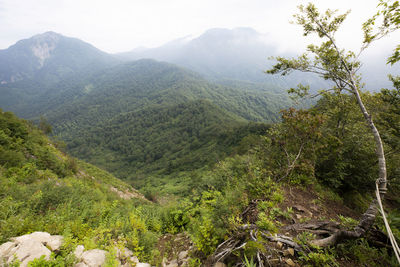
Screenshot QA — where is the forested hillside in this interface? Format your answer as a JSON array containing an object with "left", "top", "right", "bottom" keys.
[
  {"left": 0, "top": 58, "right": 287, "bottom": 183},
  {"left": 63, "top": 99, "right": 270, "bottom": 185},
  {"left": 0, "top": 109, "right": 164, "bottom": 263}
]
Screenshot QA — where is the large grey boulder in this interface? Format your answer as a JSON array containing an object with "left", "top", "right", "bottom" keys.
[
  {"left": 80, "top": 249, "right": 107, "bottom": 267},
  {"left": 0, "top": 232, "right": 153, "bottom": 267},
  {"left": 0, "top": 232, "right": 63, "bottom": 267}
]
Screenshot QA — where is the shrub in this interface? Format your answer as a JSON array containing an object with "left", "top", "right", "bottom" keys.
[{"left": 256, "top": 212, "right": 277, "bottom": 233}]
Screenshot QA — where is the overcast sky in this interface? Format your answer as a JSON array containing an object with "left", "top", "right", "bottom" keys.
[{"left": 0, "top": 0, "right": 399, "bottom": 54}]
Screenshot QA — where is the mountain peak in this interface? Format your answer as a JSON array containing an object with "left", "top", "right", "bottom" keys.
[
  {"left": 0, "top": 32, "right": 115, "bottom": 84},
  {"left": 34, "top": 31, "right": 62, "bottom": 38},
  {"left": 14, "top": 31, "right": 63, "bottom": 47},
  {"left": 27, "top": 32, "right": 63, "bottom": 67}
]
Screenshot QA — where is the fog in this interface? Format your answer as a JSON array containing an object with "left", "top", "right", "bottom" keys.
[{"left": 0, "top": 0, "right": 399, "bottom": 55}]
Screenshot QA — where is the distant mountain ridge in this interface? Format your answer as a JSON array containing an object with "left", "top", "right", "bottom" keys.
[
  {"left": 118, "top": 28, "right": 278, "bottom": 82},
  {"left": 118, "top": 27, "right": 329, "bottom": 90},
  {"left": 118, "top": 27, "right": 400, "bottom": 92}
]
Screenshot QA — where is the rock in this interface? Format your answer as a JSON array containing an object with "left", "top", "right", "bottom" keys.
[
  {"left": 109, "top": 186, "right": 146, "bottom": 200},
  {"left": 12, "top": 232, "right": 51, "bottom": 243},
  {"left": 0, "top": 232, "right": 152, "bottom": 267},
  {"left": 12, "top": 239, "right": 51, "bottom": 266},
  {"left": 178, "top": 250, "right": 188, "bottom": 260},
  {"left": 0, "top": 242, "right": 16, "bottom": 256},
  {"left": 0, "top": 232, "right": 63, "bottom": 267},
  {"left": 285, "top": 258, "right": 296, "bottom": 266},
  {"left": 46, "top": 235, "right": 63, "bottom": 251},
  {"left": 74, "top": 245, "right": 85, "bottom": 259},
  {"left": 130, "top": 256, "right": 140, "bottom": 263},
  {"left": 122, "top": 256, "right": 141, "bottom": 267},
  {"left": 81, "top": 249, "right": 107, "bottom": 267},
  {"left": 116, "top": 246, "right": 134, "bottom": 259},
  {"left": 214, "top": 262, "right": 227, "bottom": 267}
]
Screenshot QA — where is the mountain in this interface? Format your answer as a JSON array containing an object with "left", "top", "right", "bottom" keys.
[
  {"left": 118, "top": 27, "right": 329, "bottom": 90},
  {"left": 0, "top": 31, "right": 118, "bottom": 85},
  {"left": 0, "top": 33, "right": 289, "bottom": 185},
  {"left": 119, "top": 28, "right": 274, "bottom": 82},
  {"left": 3, "top": 58, "right": 289, "bottom": 121},
  {"left": 30, "top": 59, "right": 276, "bottom": 184},
  {"left": 0, "top": 32, "right": 120, "bottom": 113},
  {"left": 119, "top": 27, "right": 400, "bottom": 93}
]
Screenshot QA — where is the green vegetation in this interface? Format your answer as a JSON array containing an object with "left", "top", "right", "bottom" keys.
[
  {"left": 0, "top": 1, "right": 400, "bottom": 266},
  {"left": 1, "top": 59, "right": 290, "bottom": 187},
  {"left": 41, "top": 61, "right": 280, "bottom": 184},
  {"left": 63, "top": 99, "right": 270, "bottom": 187},
  {"left": 0, "top": 109, "right": 162, "bottom": 262},
  {"left": 1, "top": 85, "right": 400, "bottom": 265}
]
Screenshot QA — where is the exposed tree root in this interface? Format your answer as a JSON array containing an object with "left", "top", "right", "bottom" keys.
[
  {"left": 300, "top": 200, "right": 379, "bottom": 247},
  {"left": 209, "top": 224, "right": 302, "bottom": 266},
  {"left": 209, "top": 213, "right": 394, "bottom": 266}
]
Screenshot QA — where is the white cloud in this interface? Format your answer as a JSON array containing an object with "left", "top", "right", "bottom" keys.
[{"left": 0, "top": 0, "right": 398, "bottom": 54}]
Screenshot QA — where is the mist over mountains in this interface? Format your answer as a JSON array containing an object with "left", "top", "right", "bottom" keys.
[
  {"left": 118, "top": 27, "right": 330, "bottom": 91},
  {"left": 1, "top": 28, "right": 395, "bottom": 93},
  {"left": 119, "top": 27, "right": 399, "bottom": 92},
  {"left": 119, "top": 28, "right": 275, "bottom": 82}
]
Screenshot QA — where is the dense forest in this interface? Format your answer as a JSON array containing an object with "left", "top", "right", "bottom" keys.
[{"left": 1, "top": 59, "right": 289, "bottom": 186}]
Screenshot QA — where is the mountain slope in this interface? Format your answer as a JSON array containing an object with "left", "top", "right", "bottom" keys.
[
  {"left": 62, "top": 99, "right": 270, "bottom": 184},
  {"left": 0, "top": 31, "right": 118, "bottom": 85},
  {"left": 36, "top": 59, "right": 288, "bottom": 123},
  {"left": 26, "top": 60, "right": 275, "bottom": 182},
  {"left": 0, "top": 109, "right": 158, "bottom": 248},
  {"left": 0, "top": 32, "right": 120, "bottom": 114}
]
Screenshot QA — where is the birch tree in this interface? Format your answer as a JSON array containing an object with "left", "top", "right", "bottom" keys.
[{"left": 267, "top": 1, "right": 399, "bottom": 247}]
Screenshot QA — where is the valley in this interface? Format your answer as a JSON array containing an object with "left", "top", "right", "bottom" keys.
[{"left": 1, "top": 5, "right": 400, "bottom": 265}]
